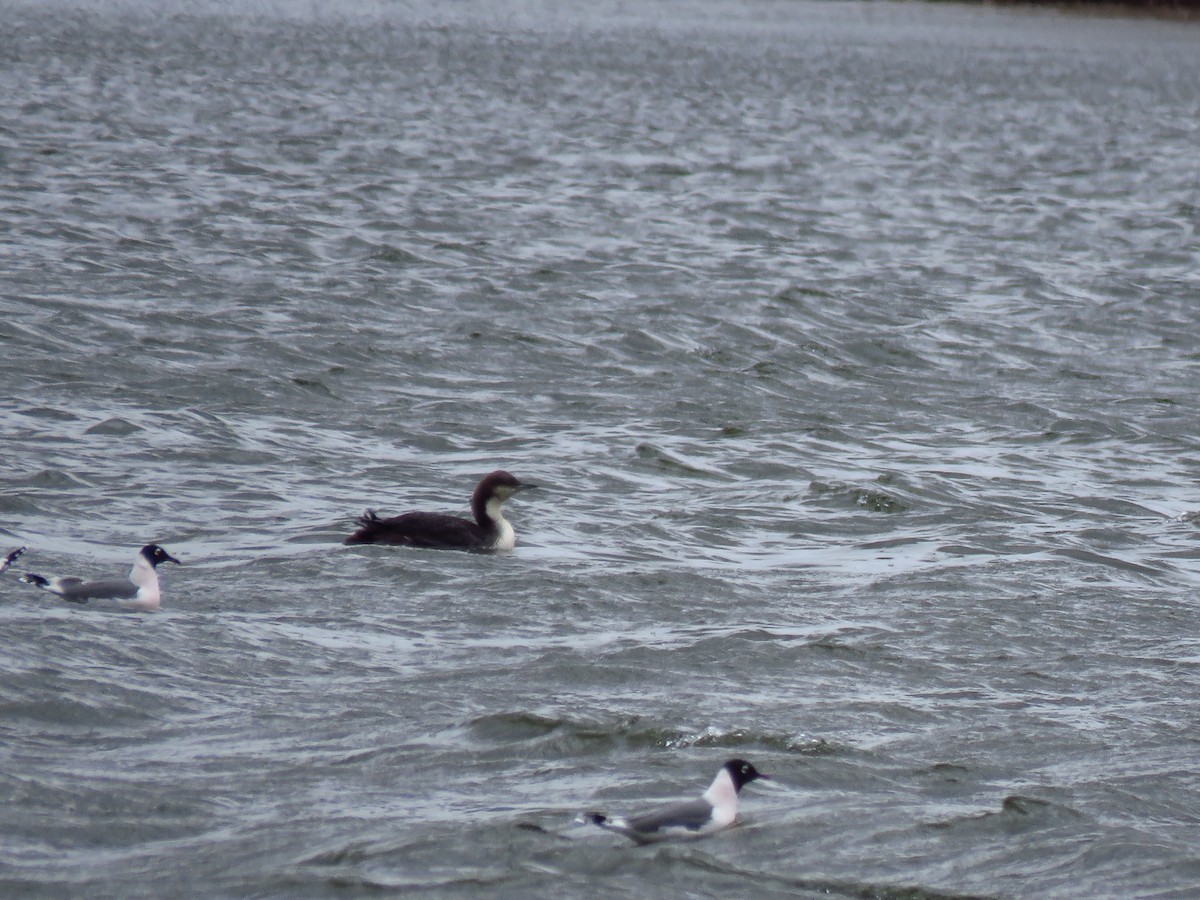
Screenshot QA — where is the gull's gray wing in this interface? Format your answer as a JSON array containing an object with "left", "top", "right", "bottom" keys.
[
  {"left": 625, "top": 798, "right": 715, "bottom": 835},
  {"left": 59, "top": 578, "right": 139, "bottom": 602}
]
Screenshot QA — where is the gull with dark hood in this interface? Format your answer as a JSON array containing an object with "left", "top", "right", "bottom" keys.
[
  {"left": 19, "top": 544, "right": 181, "bottom": 611},
  {"left": 584, "top": 758, "right": 768, "bottom": 844}
]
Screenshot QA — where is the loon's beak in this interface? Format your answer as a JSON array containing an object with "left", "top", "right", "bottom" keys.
[
  {"left": 515, "top": 483, "right": 538, "bottom": 492},
  {"left": 165, "top": 554, "right": 182, "bottom": 565}
]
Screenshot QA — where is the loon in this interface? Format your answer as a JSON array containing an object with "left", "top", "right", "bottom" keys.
[
  {"left": 19, "top": 544, "right": 181, "bottom": 611},
  {"left": 1, "top": 546, "right": 26, "bottom": 575},
  {"left": 344, "top": 470, "right": 536, "bottom": 551},
  {"left": 583, "top": 758, "right": 768, "bottom": 845}
]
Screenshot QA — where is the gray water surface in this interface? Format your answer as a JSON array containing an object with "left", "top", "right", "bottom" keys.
[{"left": 3, "top": 1, "right": 1200, "bottom": 896}]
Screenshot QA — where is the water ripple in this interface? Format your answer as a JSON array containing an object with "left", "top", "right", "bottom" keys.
[{"left": 3, "top": 1, "right": 1200, "bottom": 897}]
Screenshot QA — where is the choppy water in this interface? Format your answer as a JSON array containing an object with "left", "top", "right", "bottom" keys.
[{"left": 3, "top": 0, "right": 1200, "bottom": 896}]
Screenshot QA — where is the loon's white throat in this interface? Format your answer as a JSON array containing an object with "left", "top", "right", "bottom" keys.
[{"left": 484, "top": 495, "right": 516, "bottom": 550}]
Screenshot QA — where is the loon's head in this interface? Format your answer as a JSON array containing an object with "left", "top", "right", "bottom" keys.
[
  {"left": 473, "top": 470, "right": 536, "bottom": 505},
  {"left": 140, "top": 545, "right": 182, "bottom": 568},
  {"left": 723, "top": 759, "right": 768, "bottom": 792},
  {"left": 468, "top": 471, "right": 536, "bottom": 545}
]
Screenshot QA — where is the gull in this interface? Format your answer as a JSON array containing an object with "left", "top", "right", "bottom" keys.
[
  {"left": 584, "top": 758, "right": 768, "bottom": 844},
  {"left": 19, "top": 544, "right": 181, "bottom": 611}
]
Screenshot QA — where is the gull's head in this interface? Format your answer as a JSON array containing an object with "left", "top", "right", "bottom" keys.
[
  {"left": 724, "top": 759, "right": 768, "bottom": 792},
  {"left": 141, "top": 544, "right": 181, "bottom": 568}
]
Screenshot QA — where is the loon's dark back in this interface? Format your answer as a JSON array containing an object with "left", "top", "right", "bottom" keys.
[{"left": 344, "top": 510, "right": 492, "bottom": 550}]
